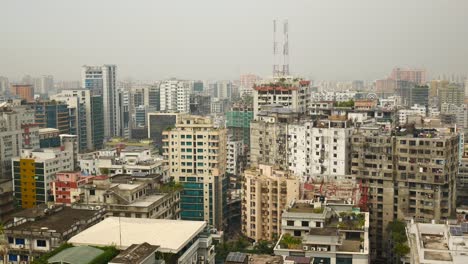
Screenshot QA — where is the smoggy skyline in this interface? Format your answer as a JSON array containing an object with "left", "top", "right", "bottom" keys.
[{"left": 1, "top": 0, "right": 468, "bottom": 81}]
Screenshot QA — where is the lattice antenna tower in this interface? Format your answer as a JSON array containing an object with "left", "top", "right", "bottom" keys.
[
  {"left": 282, "top": 19, "right": 290, "bottom": 76},
  {"left": 273, "top": 19, "right": 280, "bottom": 77}
]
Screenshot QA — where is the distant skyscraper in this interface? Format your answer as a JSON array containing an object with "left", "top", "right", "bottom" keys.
[
  {"left": 10, "top": 84, "right": 34, "bottom": 102},
  {"left": 390, "top": 67, "right": 427, "bottom": 84},
  {"left": 33, "top": 101, "right": 71, "bottom": 134},
  {"left": 159, "top": 79, "right": 190, "bottom": 113},
  {"left": 192, "top": 81, "right": 204, "bottom": 93},
  {"left": 81, "top": 65, "right": 121, "bottom": 138},
  {"left": 0, "top": 77, "right": 9, "bottom": 94},
  {"left": 240, "top": 74, "right": 260, "bottom": 97},
  {"left": 34, "top": 75, "right": 54, "bottom": 95}
]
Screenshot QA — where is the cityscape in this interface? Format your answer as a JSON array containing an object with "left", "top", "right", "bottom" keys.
[{"left": 1, "top": 1, "right": 468, "bottom": 264}]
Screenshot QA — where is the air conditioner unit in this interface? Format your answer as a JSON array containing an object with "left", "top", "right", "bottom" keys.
[
  {"left": 199, "top": 256, "right": 205, "bottom": 261},
  {"left": 322, "top": 248, "right": 328, "bottom": 252},
  {"left": 303, "top": 245, "right": 308, "bottom": 251},
  {"left": 19, "top": 244, "right": 25, "bottom": 249},
  {"left": 317, "top": 247, "right": 322, "bottom": 251}
]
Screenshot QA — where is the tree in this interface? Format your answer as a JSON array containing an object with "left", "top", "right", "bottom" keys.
[
  {"left": 0, "top": 224, "right": 8, "bottom": 264},
  {"left": 254, "top": 240, "right": 273, "bottom": 254}
]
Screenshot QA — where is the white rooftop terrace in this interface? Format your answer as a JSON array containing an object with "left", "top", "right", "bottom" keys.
[{"left": 68, "top": 217, "right": 206, "bottom": 253}]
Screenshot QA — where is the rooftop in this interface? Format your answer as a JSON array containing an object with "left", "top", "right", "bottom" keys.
[
  {"left": 68, "top": 217, "right": 206, "bottom": 253},
  {"left": 7, "top": 206, "right": 101, "bottom": 234},
  {"left": 110, "top": 243, "right": 159, "bottom": 264},
  {"left": 248, "top": 254, "right": 283, "bottom": 264},
  {"left": 47, "top": 246, "right": 104, "bottom": 264}
]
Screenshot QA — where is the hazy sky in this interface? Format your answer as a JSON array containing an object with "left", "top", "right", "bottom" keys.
[{"left": 1, "top": 0, "right": 467, "bottom": 81}]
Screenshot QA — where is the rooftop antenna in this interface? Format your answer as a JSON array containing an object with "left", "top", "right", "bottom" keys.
[
  {"left": 282, "top": 19, "right": 290, "bottom": 76},
  {"left": 273, "top": 19, "right": 280, "bottom": 77}
]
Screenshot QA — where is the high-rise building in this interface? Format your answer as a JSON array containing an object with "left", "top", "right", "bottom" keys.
[
  {"left": 10, "top": 84, "right": 34, "bottom": 102},
  {"left": 351, "top": 124, "right": 459, "bottom": 261},
  {"left": 438, "top": 83, "right": 464, "bottom": 106},
  {"left": 0, "top": 76, "right": 9, "bottom": 94},
  {"left": 147, "top": 113, "right": 178, "bottom": 152},
  {"left": 193, "top": 81, "right": 204, "bottom": 93},
  {"left": 81, "top": 65, "right": 120, "bottom": 138},
  {"left": 288, "top": 117, "right": 353, "bottom": 182},
  {"left": 148, "top": 84, "right": 160, "bottom": 111},
  {"left": 225, "top": 101, "right": 254, "bottom": 147},
  {"left": 91, "top": 95, "right": 105, "bottom": 150},
  {"left": 239, "top": 74, "right": 260, "bottom": 97},
  {"left": 51, "top": 89, "right": 93, "bottom": 152},
  {"left": 12, "top": 146, "right": 75, "bottom": 208},
  {"left": 33, "top": 101, "right": 71, "bottom": 135},
  {"left": 250, "top": 109, "right": 300, "bottom": 170},
  {"left": 253, "top": 76, "right": 311, "bottom": 118},
  {"left": 241, "top": 164, "right": 300, "bottom": 241},
  {"left": 159, "top": 79, "right": 190, "bottom": 113},
  {"left": 189, "top": 94, "right": 211, "bottom": 116},
  {"left": 162, "top": 115, "right": 227, "bottom": 230},
  {"left": 34, "top": 75, "right": 54, "bottom": 95},
  {"left": 0, "top": 104, "right": 39, "bottom": 179},
  {"left": 390, "top": 67, "right": 427, "bottom": 84},
  {"left": 375, "top": 79, "right": 396, "bottom": 98}
]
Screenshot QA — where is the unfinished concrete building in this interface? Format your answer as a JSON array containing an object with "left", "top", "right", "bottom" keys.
[
  {"left": 351, "top": 124, "right": 460, "bottom": 262},
  {"left": 250, "top": 108, "right": 300, "bottom": 170}
]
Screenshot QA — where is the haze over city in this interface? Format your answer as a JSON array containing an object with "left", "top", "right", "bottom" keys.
[{"left": 1, "top": 0, "right": 468, "bottom": 81}]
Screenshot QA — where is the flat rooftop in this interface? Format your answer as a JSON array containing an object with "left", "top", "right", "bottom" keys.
[
  {"left": 110, "top": 243, "right": 159, "bottom": 264},
  {"left": 130, "top": 194, "right": 166, "bottom": 207},
  {"left": 68, "top": 217, "right": 206, "bottom": 253},
  {"left": 249, "top": 255, "right": 283, "bottom": 264},
  {"left": 8, "top": 207, "right": 99, "bottom": 234}
]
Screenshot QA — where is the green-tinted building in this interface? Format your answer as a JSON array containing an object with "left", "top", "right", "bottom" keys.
[
  {"left": 91, "top": 96, "right": 104, "bottom": 150},
  {"left": 33, "top": 101, "right": 71, "bottom": 134},
  {"left": 225, "top": 102, "right": 253, "bottom": 147}
]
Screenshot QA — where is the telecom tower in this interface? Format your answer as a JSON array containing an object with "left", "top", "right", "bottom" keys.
[{"left": 273, "top": 19, "right": 290, "bottom": 77}]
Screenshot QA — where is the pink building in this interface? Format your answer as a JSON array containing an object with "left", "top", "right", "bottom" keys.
[
  {"left": 375, "top": 79, "right": 396, "bottom": 94},
  {"left": 50, "top": 171, "right": 95, "bottom": 204},
  {"left": 239, "top": 74, "right": 261, "bottom": 96},
  {"left": 390, "top": 67, "right": 427, "bottom": 84}
]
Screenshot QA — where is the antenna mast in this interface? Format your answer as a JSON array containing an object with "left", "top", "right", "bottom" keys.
[
  {"left": 282, "top": 19, "right": 290, "bottom": 76},
  {"left": 273, "top": 19, "right": 280, "bottom": 77}
]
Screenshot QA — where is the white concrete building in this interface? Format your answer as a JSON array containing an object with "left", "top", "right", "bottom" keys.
[
  {"left": 82, "top": 65, "right": 121, "bottom": 138},
  {"left": 274, "top": 200, "right": 370, "bottom": 264},
  {"left": 69, "top": 217, "right": 218, "bottom": 264},
  {"left": 403, "top": 221, "right": 468, "bottom": 264},
  {"left": 253, "top": 76, "right": 311, "bottom": 118},
  {"left": 226, "top": 139, "right": 244, "bottom": 176},
  {"left": 159, "top": 79, "right": 190, "bottom": 113},
  {"left": 441, "top": 103, "right": 468, "bottom": 129},
  {"left": 398, "top": 105, "right": 427, "bottom": 125},
  {"left": 79, "top": 147, "right": 165, "bottom": 177},
  {"left": 288, "top": 118, "right": 353, "bottom": 181}
]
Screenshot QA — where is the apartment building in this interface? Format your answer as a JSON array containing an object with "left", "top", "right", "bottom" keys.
[
  {"left": 288, "top": 117, "right": 353, "bottom": 182},
  {"left": 162, "top": 115, "right": 227, "bottom": 229},
  {"left": 397, "top": 105, "right": 427, "bottom": 125},
  {"left": 402, "top": 221, "right": 468, "bottom": 264},
  {"left": 79, "top": 147, "right": 165, "bottom": 177},
  {"left": 0, "top": 103, "right": 39, "bottom": 179},
  {"left": 12, "top": 145, "right": 75, "bottom": 208},
  {"left": 50, "top": 171, "right": 94, "bottom": 204},
  {"left": 253, "top": 76, "right": 311, "bottom": 118},
  {"left": 4, "top": 204, "right": 105, "bottom": 263},
  {"left": 250, "top": 108, "right": 300, "bottom": 170},
  {"left": 159, "top": 79, "right": 190, "bottom": 113},
  {"left": 226, "top": 139, "right": 246, "bottom": 178},
  {"left": 351, "top": 123, "right": 460, "bottom": 261},
  {"left": 77, "top": 176, "right": 181, "bottom": 220},
  {"left": 274, "top": 200, "right": 370, "bottom": 264},
  {"left": 225, "top": 101, "right": 254, "bottom": 147},
  {"left": 241, "top": 164, "right": 300, "bottom": 241}
]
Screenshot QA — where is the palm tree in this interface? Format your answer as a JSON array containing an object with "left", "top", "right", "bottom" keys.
[{"left": 0, "top": 224, "right": 9, "bottom": 264}]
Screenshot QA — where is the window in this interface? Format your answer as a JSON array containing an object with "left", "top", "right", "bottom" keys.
[
  {"left": 293, "top": 230, "right": 301, "bottom": 236},
  {"left": 15, "top": 238, "right": 25, "bottom": 245},
  {"left": 36, "top": 240, "right": 46, "bottom": 247},
  {"left": 301, "top": 221, "right": 309, "bottom": 227},
  {"left": 287, "top": 220, "right": 294, "bottom": 226},
  {"left": 89, "top": 189, "right": 95, "bottom": 196}
]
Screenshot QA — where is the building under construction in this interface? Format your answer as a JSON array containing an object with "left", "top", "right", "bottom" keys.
[{"left": 351, "top": 123, "right": 460, "bottom": 262}]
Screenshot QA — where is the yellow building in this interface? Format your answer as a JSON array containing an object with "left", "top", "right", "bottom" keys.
[
  {"left": 12, "top": 148, "right": 74, "bottom": 208},
  {"left": 242, "top": 164, "right": 300, "bottom": 241}
]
